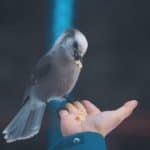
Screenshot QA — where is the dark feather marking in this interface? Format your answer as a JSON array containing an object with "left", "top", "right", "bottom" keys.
[{"left": 22, "top": 95, "right": 30, "bottom": 105}]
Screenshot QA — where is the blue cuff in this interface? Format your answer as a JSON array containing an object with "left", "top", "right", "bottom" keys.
[{"left": 54, "top": 132, "right": 107, "bottom": 150}]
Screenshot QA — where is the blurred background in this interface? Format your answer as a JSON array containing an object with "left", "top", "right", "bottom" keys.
[{"left": 0, "top": 0, "right": 150, "bottom": 149}]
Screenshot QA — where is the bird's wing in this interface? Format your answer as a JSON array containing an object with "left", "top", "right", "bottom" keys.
[
  {"left": 30, "top": 55, "right": 52, "bottom": 85},
  {"left": 22, "top": 55, "right": 52, "bottom": 103}
]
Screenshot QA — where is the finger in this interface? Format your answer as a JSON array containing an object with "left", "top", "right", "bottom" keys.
[
  {"left": 73, "top": 101, "right": 87, "bottom": 114},
  {"left": 59, "top": 109, "right": 69, "bottom": 118},
  {"left": 65, "top": 103, "right": 78, "bottom": 114},
  {"left": 81, "top": 100, "right": 101, "bottom": 114},
  {"left": 115, "top": 100, "right": 138, "bottom": 122}
]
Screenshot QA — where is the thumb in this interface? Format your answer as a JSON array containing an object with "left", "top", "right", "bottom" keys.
[{"left": 115, "top": 100, "right": 138, "bottom": 122}]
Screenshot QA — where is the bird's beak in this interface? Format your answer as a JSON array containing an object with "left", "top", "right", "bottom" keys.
[
  {"left": 75, "top": 59, "right": 83, "bottom": 69},
  {"left": 74, "top": 48, "right": 83, "bottom": 69}
]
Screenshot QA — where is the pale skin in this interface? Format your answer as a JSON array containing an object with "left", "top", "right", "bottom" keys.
[{"left": 59, "top": 100, "right": 138, "bottom": 137}]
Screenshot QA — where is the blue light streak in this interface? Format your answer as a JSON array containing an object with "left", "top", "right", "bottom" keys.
[{"left": 51, "top": 0, "right": 75, "bottom": 43}]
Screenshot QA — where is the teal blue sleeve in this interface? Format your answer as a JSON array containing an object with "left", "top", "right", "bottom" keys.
[
  {"left": 48, "top": 100, "right": 107, "bottom": 150},
  {"left": 54, "top": 132, "right": 107, "bottom": 150}
]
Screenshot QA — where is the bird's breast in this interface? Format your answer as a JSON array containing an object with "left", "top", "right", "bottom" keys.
[
  {"left": 34, "top": 61, "right": 81, "bottom": 101},
  {"left": 55, "top": 62, "right": 80, "bottom": 95}
]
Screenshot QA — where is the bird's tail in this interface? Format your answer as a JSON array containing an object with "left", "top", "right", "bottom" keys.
[{"left": 2, "top": 98, "right": 46, "bottom": 143}]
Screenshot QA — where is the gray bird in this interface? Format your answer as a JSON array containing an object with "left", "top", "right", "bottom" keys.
[{"left": 2, "top": 28, "right": 88, "bottom": 143}]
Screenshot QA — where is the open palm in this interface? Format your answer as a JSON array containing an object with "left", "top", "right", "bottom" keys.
[{"left": 59, "top": 100, "right": 138, "bottom": 137}]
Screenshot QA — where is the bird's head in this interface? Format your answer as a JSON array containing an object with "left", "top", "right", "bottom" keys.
[{"left": 53, "top": 28, "right": 88, "bottom": 69}]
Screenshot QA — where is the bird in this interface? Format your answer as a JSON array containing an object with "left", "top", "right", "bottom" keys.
[{"left": 2, "top": 28, "right": 88, "bottom": 143}]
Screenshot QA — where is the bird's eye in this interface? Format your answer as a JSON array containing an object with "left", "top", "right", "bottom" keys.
[{"left": 73, "top": 41, "right": 78, "bottom": 49}]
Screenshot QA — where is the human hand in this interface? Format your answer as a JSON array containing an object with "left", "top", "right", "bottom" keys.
[{"left": 59, "top": 100, "right": 138, "bottom": 137}]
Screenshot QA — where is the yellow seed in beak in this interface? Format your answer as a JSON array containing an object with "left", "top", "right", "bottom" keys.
[{"left": 75, "top": 60, "right": 83, "bottom": 69}]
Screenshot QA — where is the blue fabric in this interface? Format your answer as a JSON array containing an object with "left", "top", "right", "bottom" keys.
[
  {"left": 48, "top": 100, "right": 107, "bottom": 150},
  {"left": 54, "top": 132, "right": 106, "bottom": 150},
  {"left": 48, "top": 100, "right": 67, "bottom": 150}
]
